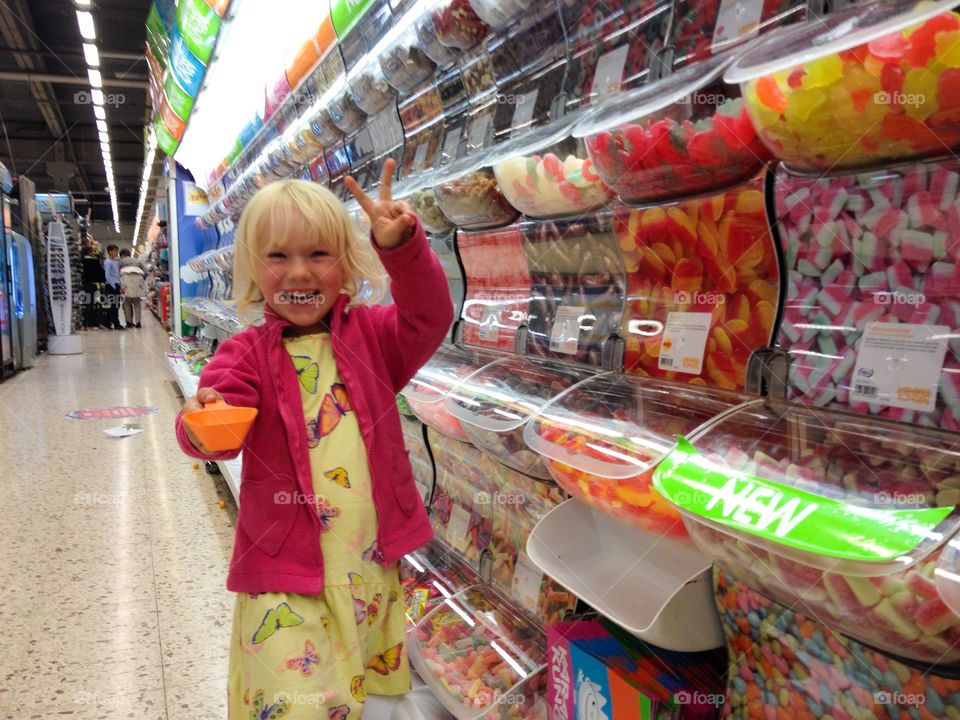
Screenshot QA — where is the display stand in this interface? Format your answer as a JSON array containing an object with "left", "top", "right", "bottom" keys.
[{"left": 45, "top": 221, "right": 82, "bottom": 356}]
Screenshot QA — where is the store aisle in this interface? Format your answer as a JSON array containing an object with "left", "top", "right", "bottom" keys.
[{"left": 0, "top": 320, "right": 236, "bottom": 720}]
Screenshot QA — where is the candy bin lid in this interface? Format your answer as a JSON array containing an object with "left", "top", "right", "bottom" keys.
[
  {"left": 410, "top": 583, "right": 547, "bottom": 720},
  {"left": 444, "top": 357, "right": 596, "bottom": 478},
  {"left": 724, "top": 0, "right": 959, "bottom": 84},
  {"left": 653, "top": 401, "right": 960, "bottom": 577},
  {"left": 524, "top": 374, "right": 749, "bottom": 480},
  {"left": 400, "top": 345, "right": 499, "bottom": 406},
  {"left": 486, "top": 4, "right": 566, "bottom": 87},
  {"left": 346, "top": 56, "right": 398, "bottom": 115},
  {"left": 572, "top": 51, "right": 736, "bottom": 139}
]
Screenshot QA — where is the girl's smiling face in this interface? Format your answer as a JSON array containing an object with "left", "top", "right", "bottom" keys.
[{"left": 258, "top": 215, "right": 344, "bottom": 335}]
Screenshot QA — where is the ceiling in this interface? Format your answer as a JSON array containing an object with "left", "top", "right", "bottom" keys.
[{"left": 0, "top": 0, "right": 153, "bottom": 225}]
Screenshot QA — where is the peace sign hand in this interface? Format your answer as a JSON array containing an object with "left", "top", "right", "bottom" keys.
[{"left": 344, "top": 158, "right": 418, "bottom": 250}]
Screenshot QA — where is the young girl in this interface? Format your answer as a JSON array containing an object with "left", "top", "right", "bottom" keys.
[{"left": 175, "top": 159, "right": 453, "bottom": 719}]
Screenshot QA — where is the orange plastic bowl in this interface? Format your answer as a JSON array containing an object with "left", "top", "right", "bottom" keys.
[{"left": 182, "top": 400, "right": 258, "bottom": 451}]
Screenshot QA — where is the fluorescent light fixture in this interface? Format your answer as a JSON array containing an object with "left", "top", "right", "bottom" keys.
[
  {"left": 82, "top": 42, "right": 99, "bottom": 66},
  {"left": 76, "top": 10, "right": 95, "bottom": 40},
  {"left": 93, "top": 105, "right": 105, "bottom": 120},
  {"left": 98, "top": 130, "right": 109, "bottom": 143},
  {"left": 75, "top": 0, "right": 92, "bottom": 6},
  {"left": 87, "top": 68, "right": 102, "bottom": 88},
  {"left": 91, "top": 88, "right": 104, "bottom": 105},
  {"left": 96, "top": 119, "right": 107, "bottom": 132}
]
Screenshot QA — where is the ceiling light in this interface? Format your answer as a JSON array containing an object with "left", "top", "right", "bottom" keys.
[
  {"left": 82, "top": 42, "right": 99, "bottom": 66},
  {"left": 93, "top": 105, "right": 105, "bottom": 120},
  {"left": 76, "top": 10, "right": 95, "bottom": 40},
  {"left": 87, "top": 68, "right": 102, "bottom": 88},
  {"left": 75, "top": 0, "right": 92, "bottom": 6},
  {"left": 98, "top": 130, "right": 109, "bottom": 143},
  {"left": 96, "top": 119, "right": 107, "bottom": 132},
  {"left": 91, "top": 88, "right": 104, "bottom": 105}
]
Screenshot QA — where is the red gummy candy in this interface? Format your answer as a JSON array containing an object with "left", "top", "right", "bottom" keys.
[
  {"left": 939, "top": 68, "right": 960, "bottom": 110},
  {"left": 882, "top": 113, "right": 931, "bottom": 149},
  {"left": 787, "top": 69, "right": 805, "bottom": 89},
  {"left": 713, "top": 108, "right": 757, "bottom": 149},
  {"left": 880, "top": 63, "right": 905, "bottom": 96},
  {"left": 904, "top": 13, "right": 960, "bottom": 68},
  {"left": 868, "top": 34, "right": 908, "bottom": 62}
]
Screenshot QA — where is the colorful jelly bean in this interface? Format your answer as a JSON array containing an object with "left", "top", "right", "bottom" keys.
[
  {"left": 716, "top": 568, "right": 960, "bottom": 720},
  {"left": 742, "top": 7, "right": 960, "bottom": 171}
]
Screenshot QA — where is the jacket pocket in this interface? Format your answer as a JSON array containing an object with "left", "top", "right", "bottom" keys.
[
  {"left": 238, "top": 473, "right": 298, "bottom": 556},
  {"left": 391, "top": 445, "right": 420, "bottom": 516}
]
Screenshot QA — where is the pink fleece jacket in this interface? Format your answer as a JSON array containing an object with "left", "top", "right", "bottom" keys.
[{"left": 175, "top": 219, "right": 453, "bottom": 595}]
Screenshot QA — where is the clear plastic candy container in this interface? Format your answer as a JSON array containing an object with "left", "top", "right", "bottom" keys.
[
  {"left": 379, "top": 24, "right": 438, "bottom": 95},
  {"left": 431, "top": 0, "right": 488, "bottom": 50},
  {"left": 726, "top": 1, "right": 960, "bottom": 173},
  {"left": 434, "top": 167, "right": 518, "bottom": 229},
  {"left": 417, "top": 11, "right": 459, "bottom": 67},
  {"left": 576, "top": 53, "right": 771, "bottom": 206},
  {"left": 409, "top": 187, "right": 455, "bottom": 234},
  {"left": 467, "top": 0, "right": 528, "bottom": 31},
  {"left": 493, "top": 133, "right": 611, "bottom": 218},
  {"left": 348, "top": 60, "right": 397, "bottom": 115},
  {"left": 328, "top": 89, "right": 367, "bottom": 135}
]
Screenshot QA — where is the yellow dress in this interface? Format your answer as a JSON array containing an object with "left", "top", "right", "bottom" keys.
[{"left": 227, "top": 332, "right": 411, "bottom": 720}]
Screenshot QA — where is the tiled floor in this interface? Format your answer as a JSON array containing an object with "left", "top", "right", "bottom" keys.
[{"left": 0, "top": 319, "right": 236, "bottom": 719}]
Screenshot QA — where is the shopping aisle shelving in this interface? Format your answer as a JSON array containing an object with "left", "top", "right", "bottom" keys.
[{"left": 0, "top": 320, "right": 235, "bottom": 719}]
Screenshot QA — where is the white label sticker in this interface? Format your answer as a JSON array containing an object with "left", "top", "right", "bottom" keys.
[
  {"left": 511, "top": 90, "right": 539, "bottom": 129},
  {"left": 592, "top": 44, "right": 629, "bottom": 98},
  {"left": 713, "top": 0, "right": 765, "bottom": 48},
  {"left": 659, "top": 312, "right": 713, "bottom": 374},
  {"left": 549, "top": 305, "right": 586, "bottom": 355},
  {"left": 442, "top": 126, "right": 462, "bottom": 159},
  {"left": 478, "top": 304, "right": 500, "bottom": 342},
  {"left": 849, "top": 322, "right": 949, "bottom": 412},
  {"left": 468, "top": 113, "right": 492, "bottom": 149},
  {"left": 413, "top": 142, "right": 430, "bottom": 171},
  {"left": 511, "top": 551, "right": 543, "bottom": 614},
  {"left": 446, "top": 505, "right": 471, "bottom": 553}
]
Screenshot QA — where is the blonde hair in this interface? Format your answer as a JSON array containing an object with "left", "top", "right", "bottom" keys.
[{"left": 232, "top": 180, "right": 386, "bottom": 324}]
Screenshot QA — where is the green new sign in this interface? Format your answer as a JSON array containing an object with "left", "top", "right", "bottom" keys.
[
  {"left": 331, "top": 0, "right": 375, "bottom": 38},
  {"left": 652, "top": 438, "right": 954, "bottom": 563},
  {"left": 177, "top": 0, "right": 221, "bottom": 64}
]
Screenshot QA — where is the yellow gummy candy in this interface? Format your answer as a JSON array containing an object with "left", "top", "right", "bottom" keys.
[
  {"left": 735, "top": 190, "right": 765, "bottom": 214},
  {"left": 903, "top": 69, "right": 939, "bottom": 120},
  {"left": 936, "top": 30, "right": 960, "bottom": 68},
  {"left": 785, "top": 88, "right": 828, "bottom": 123},
  {"left": 801, "top": 55, "right": 843, "bottom": 89}
]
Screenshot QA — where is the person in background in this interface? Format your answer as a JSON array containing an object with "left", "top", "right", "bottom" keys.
[
  {"left": 80, "top": 244, "right": 105, "bottom": 330},
  {"left": 119, "top": 249, "right": 146, "bottom": 328},
  {"left": 103, "top": 244, "right": 123, "bottom": 330}
]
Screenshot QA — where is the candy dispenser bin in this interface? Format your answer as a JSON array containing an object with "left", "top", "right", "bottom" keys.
[
  {"left": 715, "top": 567, "right": 960, "bottom": 720},
  {"left": 669, "top": 0, "right": 806, "bottom": 69},
  {"left": 524, "top": 373, "right": 748, "bottom": 539},
  {"left": 401, "top": 344, "right": 498, "bottom": 441},
  {"left": 488, "top": 63, "right": 567, "bottom": 145},
  {"left": 575, "top": 52, "right": 772, "bottom": 207},
  {"left": 379, "top": 22, "right": 438, "bottom": 95},
  {"left": 520, "top": 213, "right": 625, "bottom": 367},
  {"left": 772, "top": 160, "right": 960, "bottom": 424},
  {"left": 347, "top": 57, "right": 397, "bottom": 115},
  {"left": 429, "top": 230, "right": 466, "bottom": 338},
  {"left": 427, "top": 0, "right": 488, "bottom": 51},
  {"left": 725, "top": 1, "right": 960, "bottom": 175},
  {"left": 409, "top": 187, "right": 456, "bottom": 234},
  {"left": 434, "top": 165, "right": 519, "bottom": 229},
  {"left": 402, "top": 543, "right": 483, "bottom": 626},
  {"left": 410, "top": 583, "right": 548, "bottom": 720},
  {"left": 329, "top": 87, "right": 368, "bottom": 134},
  {"left": 428, "top": 428, "right": 500, "bottom": 570},
  {"left": 457, "top": 224, "right": 532, "bottom": 353},
  {"left": 399, "top": 396, "right": 436, "bottom": 505},
  {"left": 401, "top": 122, "right": 446, "bottom": 181},
  {"left": 486, "top": 5, "right": 566, "bottom": 87},
  {"left": 445, "top": 356, "right": 594, "bottom": 479},
  {"left": 615, "top": 176, "right": 781, "bottom": 389},
  {"left": 491, "top": 128, "right": 612, "bottom": 219},
  {"left": 653, "top": 401, "right": 960, "bottom": 665},
  {"left": 467, "top": 0, "right": 527, "bottom": 32},
  {"left": 559, "top": 0, "right": 673, "bottom": 114}
]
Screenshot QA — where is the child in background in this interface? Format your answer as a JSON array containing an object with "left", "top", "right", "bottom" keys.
[
  {"left": 118, "top": 249, "right": 146, "bottom": 328},
  {"left": 175, "top": 160, "right": 453, "bottom": 719}
]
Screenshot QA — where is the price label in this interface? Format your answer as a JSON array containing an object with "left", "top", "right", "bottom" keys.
[
  {"left": 592, "top": 44, "right": 629, "bottom": 98},
  {"left": 713, "top": 0, "right": 764, "bottom": 48},
  {"left": 850, "top": 322, "right": 948, "bottom": 412},
  {"left": 446, "top": 505, "right": 471, "bottom": 553},
  {"left": 549, "top": 305, "right": 586, "bottom": 355},
  {"left": 442, "top": 127, "right": 462, "bottom": 160},
  {"left": 511, "top": 90, "right": 539, "bottom": 129},
  {"left": 467, "top": 112, "right": 492, "bottom": 149},
  {"left": 511, "top": 552, "right": 543, "bottom": 614},
  {"left": 413, "top": 142, "right": 430, "bottom": 171},
  {"left": 658, "top": 312, "right": 712, "bottom": 374},
  {"left": 478, "top": 304, "right": 500, "bottom": 342}
]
